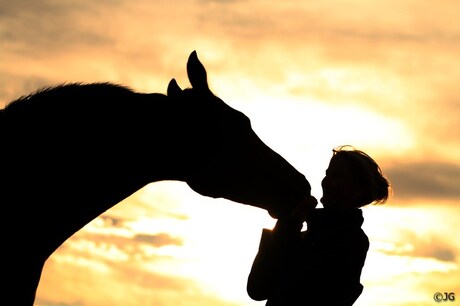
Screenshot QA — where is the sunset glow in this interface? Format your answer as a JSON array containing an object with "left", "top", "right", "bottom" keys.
[{"left": 2, "top": 1, "right": 460, "bottom": 305}]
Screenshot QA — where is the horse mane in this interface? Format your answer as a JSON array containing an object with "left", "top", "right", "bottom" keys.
[{"left": 3, "top": 82, "right": 136, "bottom": 111}]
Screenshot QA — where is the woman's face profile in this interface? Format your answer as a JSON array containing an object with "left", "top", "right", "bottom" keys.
[{"left": 321, "top": 155, "right": 359, "bottom": 209}]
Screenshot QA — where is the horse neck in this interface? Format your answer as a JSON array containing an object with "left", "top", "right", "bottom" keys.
[
  {"left": 3, "top": 85, "right": 210, "bottom": 256},
  {"left": 3, "top": 85, "right": 204, "bottom": 187}
]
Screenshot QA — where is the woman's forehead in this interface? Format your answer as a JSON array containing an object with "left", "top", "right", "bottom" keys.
[{"left": 328, "top": 154, "right": 353, "bottom": 170}]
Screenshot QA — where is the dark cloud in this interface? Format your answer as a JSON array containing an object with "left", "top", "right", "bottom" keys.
[
  {"left": 0, "top": 0, "right": 116, "bottom": 57},
  {"left": 78, "top": 215, "right": 184, "bottom": 249},
  {"left": 385, "top": 161, "right": 460, "bottom": 201},
  {"left": 406, "top": 235, "right": 457, "bottom": 262},
  {"left": 382, "top": 244, "right": 457, "bottom": 262},
  {"left": 100, "top": 215, "right": 124, "bottom": 227},
  {"left": 134, "top": 233, "right": 183, "bottom": 247},
  {"left": 421, "top": 246, "right": 456, "bottom": 262},
  {"left": 34, "top": 298, "right": 84, "bottom": 306},
  {"left": 378, "top": 231, "right": 458, "bottom": 262},
  {"left": 64, "top": 231, "right": 184, "bottom": 265}
]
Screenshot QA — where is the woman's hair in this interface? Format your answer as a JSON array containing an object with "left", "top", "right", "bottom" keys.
[{"left": 332, "top": 145, "right": 391, "bottom": 207}]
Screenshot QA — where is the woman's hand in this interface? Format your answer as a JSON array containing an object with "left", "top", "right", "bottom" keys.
[
  {"left": 288, "top": 195, "right": 318, "bottom": 231},
  {"left": 274, "top": 195, "right": 318, "bottom": 234},
  {"left": 290, "top": 195, "right": 318, "bottom": 223}
]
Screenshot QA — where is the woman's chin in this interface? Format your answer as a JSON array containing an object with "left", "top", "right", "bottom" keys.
[
  {"left": 320, "top": 197, "right": 329, "bottom": 208},
  {"left": 320, "top": 197, "right": 338, "bottom": 209}
]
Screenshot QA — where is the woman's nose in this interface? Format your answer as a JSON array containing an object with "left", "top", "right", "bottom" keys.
[{"left": 321, "top": 176, "right": 327, "bottom": 189}]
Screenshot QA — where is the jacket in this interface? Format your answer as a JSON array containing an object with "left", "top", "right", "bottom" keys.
[{"left": 247, "top": 208, "right": 369, "bottom": 306}]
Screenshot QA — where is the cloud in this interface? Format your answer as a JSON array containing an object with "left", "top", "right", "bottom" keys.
[
  {"left": 384, "top": 161, "right": 460, "bottom": 201},
  {"left": 0, "top": 0, "right": 176, "bottom": 102},
  {"left": 75, "top": 218, "right": 185, "bottom": 253},
  {"left": 373, "top": 224, "right": 458, "bottom": 263},
  {"left": 36, "top": 250, "right": 201, "bottom": 306},
  {"left": 410, "top": 240, "right": 457, "bottom": 263},
  {"left": 419, "top": 245, "right": 456, "bottom": 262},
  {"left": 35, "top": 298, "right": 84, "bottom": 306},
  {"left": 0, "top": 1, "right": 116, "bottom": 55},
  {"left": 3, "top": 0, "right": 460, "bottom": 127},
  {"left": 380, "top": 240, "right": 457, "bottom": 263},
  {"left": 100, "top": 215, "right": 124, "bottom": 227},
  {"left": 134, "top": 233, "right": 183, "bottom": 247}
]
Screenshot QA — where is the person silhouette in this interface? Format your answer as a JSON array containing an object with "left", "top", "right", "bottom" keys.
[{"left": 247, "top": 145, "right": 390, "bottom": 306}]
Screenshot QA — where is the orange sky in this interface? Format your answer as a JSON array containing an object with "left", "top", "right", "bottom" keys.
[{"left": 1, "top": 1, "right": 459, "bottom": 305}]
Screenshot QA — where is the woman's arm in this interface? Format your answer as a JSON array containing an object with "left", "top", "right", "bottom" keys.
[
  {"left": 246, "top": 228, "right": 279, "bottom": 301},
  {"left": 247, "top": 196, "right": 317, "bottom": 301},
  {"left": 246, "top": 218, "right": 303, "bottom": 301}
]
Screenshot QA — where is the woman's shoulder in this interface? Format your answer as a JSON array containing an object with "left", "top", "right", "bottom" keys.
[
  {"left": 350, "top": 228, "right": 370, "bottom": 250},
  {"left": 302, "top": 225, "right": 369, "bottom": 254}
]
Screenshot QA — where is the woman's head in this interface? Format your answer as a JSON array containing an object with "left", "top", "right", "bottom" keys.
[{"left": 321, "top": 145, "right": 390, "bottom": 209}]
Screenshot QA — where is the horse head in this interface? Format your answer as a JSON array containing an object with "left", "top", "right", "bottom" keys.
[{"left": 167, "top": 51, "right": 311, "bottom": 218}]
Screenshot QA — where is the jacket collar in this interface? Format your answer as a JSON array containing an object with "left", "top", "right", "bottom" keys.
[{"left": 306, "top": 208, "right": 364, "bottom": 230}]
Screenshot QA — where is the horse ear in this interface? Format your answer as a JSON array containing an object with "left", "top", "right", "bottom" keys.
[
  {"left": 167, "top": 78, "right": 182, "bottom": 96},
  {"left": 187, "top": 51, "right": 209, "bottom": 91}
]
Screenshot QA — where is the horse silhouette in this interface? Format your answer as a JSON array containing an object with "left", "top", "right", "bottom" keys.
[{"left": 1, "top": 51, "right": 311, "bottom": 305}]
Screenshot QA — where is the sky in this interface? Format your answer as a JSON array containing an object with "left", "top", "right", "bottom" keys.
[{"left": 1, "top": 0, "right": 459, "bottom": 305}]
